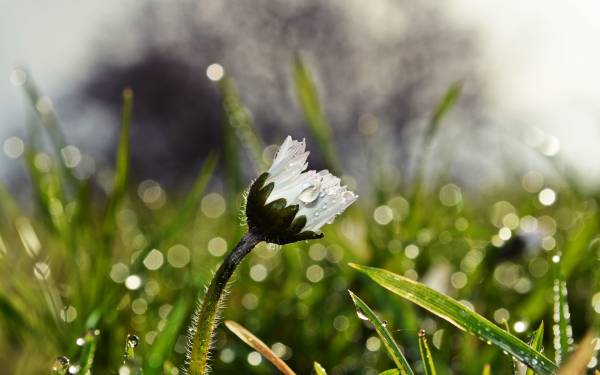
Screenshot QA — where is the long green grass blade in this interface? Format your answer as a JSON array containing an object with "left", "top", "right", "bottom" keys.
[
  {"left": 418, "top": 330, "right": 438, "bottom": 375},
  {"left": 313, "top": 362, "right": 328, "bottom": 375},
  {"left": 349, "top": 263, "right": 557, "bottom": 375},
  {"left": 481, "top": 364, "right": 491, "bottom": 375},
  {"left": 526, "top": 322, "right": 544, "bottom": 375},
  {"left": 78, "top": 330, "right": 98, "bottom": 374},
  {"left": 557, "top": 331, "right": 596, "bottom": 375},
  {"left": 379, "top": 370, "right": 400, "bottom": 375},
  {"left": 20, "top": 69, "right": 77, "bottom": 197},
  {"left": 144, "top": 298, "right": 191, "bottom": 374},
  {"left": 426, "top": 82, "right": 462, "bottom": 142},
  {"left": 220, "top": 77, "right": 266, "bottom": 173},
  {"left": 293, "top": 55, "right": 340, "bottom": 174},
  {"left": 103, "top": 88, "right": 133, "bottom": 234},
  {"left": 348, "top": 290, "right": 414, "bottom": 375},
  {"left": 552, "top": 266, "right": 573, "bottom": 365}
]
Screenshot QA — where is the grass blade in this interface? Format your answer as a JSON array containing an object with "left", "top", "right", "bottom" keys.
[
  {"left": 78, "top": 330, "right": 98, "bottom": 375},
  {"left": 103, "top": 88, "right": 133, "bottom": 234},
  {"left": 348, "top": 290, "right": 414, "bottom": 375},
  {"left": 144, "top": 298, "right": 191, "bottom": 374},
  {"left": 20, "top": 68, "right": 78, "bottom": 197},
  {"left": 426, "top": 82, "right": 462, "bottom": 142},
  {"left": 225, "top": 320, "right": 296, "bottom": 375},
  {"left": 313, "top": 362, "right": 327, "bottom": 375},
  {"left": 349, "top": 263, "right": 557, "bottom": 375},
  {"left": 418, "top": 330, "right": 438, "bottom": 375},
  {"left": 379, "top": 370, "right": 400, "bottom": 375},
  {"left": 526, "top": 322, "right": 544, "bottom": 375},
  {"left": 292, "top": 55, "right": 340, "bottom": 174},
  {"left": 481, "top": 364, "right": 491, "bottom": 375},
  {"left": 553, "top": 265, "right": 574, "bottom": 365},
  {"left": 557, "top": 331, "right": 596, "bottom": 375},
  {"left": 220, "top": 77, "right": 266, "bottom": 173}
]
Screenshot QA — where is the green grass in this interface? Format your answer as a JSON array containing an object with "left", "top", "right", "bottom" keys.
[{"left": 0, "top": 62, "right": 598, "bottom": 374}]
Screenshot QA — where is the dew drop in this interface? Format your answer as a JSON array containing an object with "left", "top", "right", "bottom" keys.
[
  {"left": 52, "top": 356, "right": 70, "bottom": 374},
  {"left": 355, "top": 308, "right": 369, "bottom": 321},
  {"left": 127, "top": 334, "right": 139, "bottom": 348},
  {"left": 75, "top": 337, "right": 85, "bottom": 346},
  {"left": 299, "top": 184, "right": 320, "bottom": 204},
  {"left": 124, "top": 333, "right": 140, "bottom": 362}
]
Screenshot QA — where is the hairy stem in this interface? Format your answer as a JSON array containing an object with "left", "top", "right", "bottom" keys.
[{"left": 187, "top": 232, "right": 260, "bottom": 375}]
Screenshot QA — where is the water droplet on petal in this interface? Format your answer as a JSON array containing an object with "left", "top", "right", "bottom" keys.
[{"left": 299, "top": 184, "right": 320, "bottom": 204}]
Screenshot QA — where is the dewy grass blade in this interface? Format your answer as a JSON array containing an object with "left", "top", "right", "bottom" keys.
[
  {"left": 426, "top": 82, "right": 462, "bottom": 142},
  {"left": 349, "top": 263, "right": 557, "bottom": 375},
  {"left": 225, "top": 320, "right": 296, "bottom": 375},
  {"left": 220, "top": 77, "right": 266, "bottom": 173},
  {"left": 144, "top": 298, "right": 191, "bottom": 375},
  {"left": 557, "top": 331, "right": 597, "bottom": 375},
  {"left": 418, "top": 330, "right": 438, "bottom": 375},
  {"left": 78, "top": 330, "right": 98, "bottom": 375},
  {"left": 348, "top": 291, "right": 414, "bottom": 375},
  {"left": 313, "top": 362, "right": 328, "bottom": 375},
  {"left": 526, "top": 322, "right": 544, "bottom": 375},
  {"left": 552, "top": 262, "right": 574, "bottom": 365},
  {"left": 292, "top": 55, "right": 341, "bottom": 175},
  {"left": 103, "top": 88, "right": 133, "bottom": 234}
]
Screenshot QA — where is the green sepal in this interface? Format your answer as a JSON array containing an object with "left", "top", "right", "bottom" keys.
[{"left": 246, "top": 172, "right": 324, "bottom": 244}]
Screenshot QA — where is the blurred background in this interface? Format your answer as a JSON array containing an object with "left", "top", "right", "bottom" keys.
[
  {"left": 3, "top": 0, "right": 600, "bottom": 191},
  {"left": 1, "top": 1, "right": 600, "bottom": 374}
]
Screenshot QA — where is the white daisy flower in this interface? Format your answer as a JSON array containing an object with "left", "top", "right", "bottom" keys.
[{"left": 246, "top": 136, "right": 357, "bottom": 244}]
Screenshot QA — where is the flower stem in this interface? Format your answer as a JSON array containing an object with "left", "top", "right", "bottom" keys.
[{"left": 187, "top": 232, "right": 260, "bottom": 375}]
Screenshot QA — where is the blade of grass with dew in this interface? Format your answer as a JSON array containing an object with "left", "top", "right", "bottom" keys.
[
  {"left": 501, "top": 319, "right": 519, "bottom": 375},
  {"left": 348, "top": 290, "right": 414, "bottom": 375},
  {"left": 292, "top": 55, "right": 341, "bottom": 174},
  {"left": 20, "top": 68, "right": 78, "bottom": 197},
  {"left": 426, "top": 82, "right": 462, "bottom": 142},
  {"left": 103, "top": 88, "right": 133, "bottom": 236},
  {"left": 557, "top": 331, "right": 596, "bottom": 375},
  {"left": 552, "top": 262, "right": 574, "bottom": 366},
  {"left": 518, "top": 215, "right": 598, "bottom": 323},
  {"left": 525, "top": 322, "right": 544, "bottom": 375},
  {"left": 23, "top": 147, "right": 53, "bottom": 227},
  {"left": 220, "top": 77, "right": 266, "bottom": 173},
  {"left": 409, "top": 82, "right": 461, "bottom": 223},
  {"left": 144, "top": 298, "right": 191, "bottom": 374},
  {"left": 418, "top": 330, "right": 438, "bottom": 375},
  {"left": 313, "top": 362, "right": 327, "bottom": 375},
  {"left": 349, "top": 263, "right": 557, "bottom": 375},
  {"left": 225, "top": 320, "right": 296, "bottom": 375},
  {"left": 78, "top": 330, "right": 98, "bottom": 375},
  {"left": 379, "top": 370, "right": 400, "bottom": 375}
]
